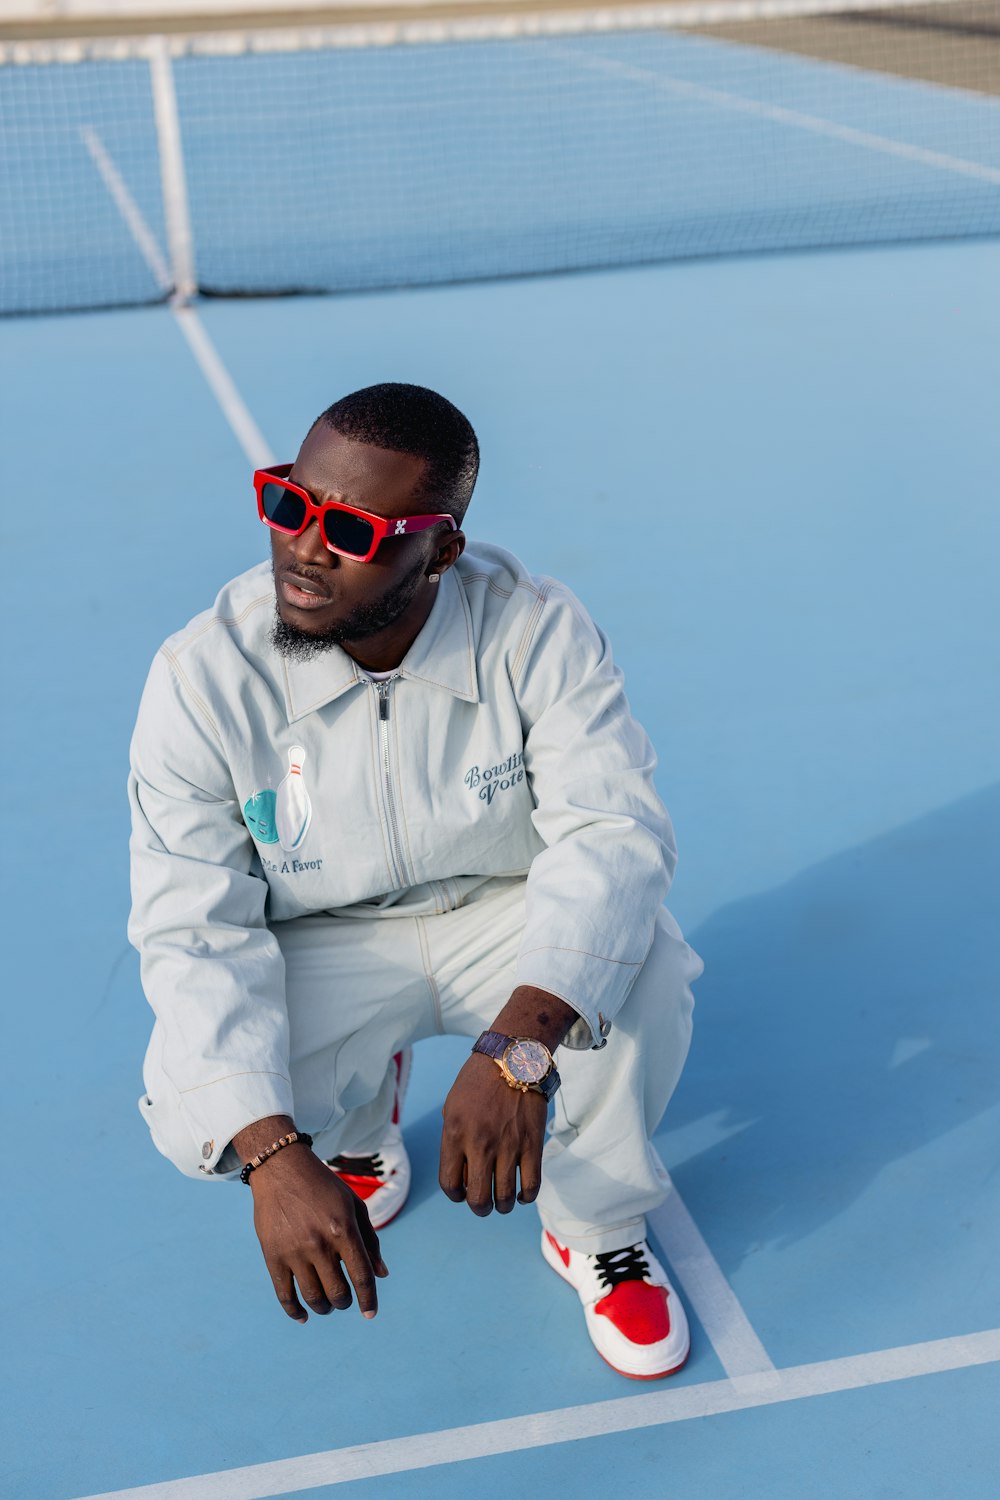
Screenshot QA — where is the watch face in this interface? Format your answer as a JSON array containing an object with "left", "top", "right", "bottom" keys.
[{"left": 504, "top": 1039, "right": 550, "bottom": 1084}]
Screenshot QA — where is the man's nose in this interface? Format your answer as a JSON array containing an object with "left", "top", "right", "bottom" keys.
[{"left": 288, "top": 518, "right": 334, "bottom": 567}]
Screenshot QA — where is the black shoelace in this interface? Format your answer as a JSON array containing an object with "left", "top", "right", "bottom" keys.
[
  {"left": 328, "top": 1152, "right": 384, "bottom": 1179},
  {"left": 593, "top": 1245, "right": 650, "bottom": 1291}
]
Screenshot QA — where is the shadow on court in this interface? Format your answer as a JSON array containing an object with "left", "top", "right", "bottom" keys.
[{"left": 660, "top": 781, "right": 1000, "bottom": 1303}]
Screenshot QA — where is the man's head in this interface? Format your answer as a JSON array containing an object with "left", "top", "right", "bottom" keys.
[{"left": 268, "top": 383, "right": 479, "bottom": 667}]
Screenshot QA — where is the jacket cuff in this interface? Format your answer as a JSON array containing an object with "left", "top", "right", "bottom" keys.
[
  {"left": 516, "top": 946, "right": 642, "bottom": 1050},
  {"left": 179, "top": 1070, "right": 295, "bottom": 1175}
]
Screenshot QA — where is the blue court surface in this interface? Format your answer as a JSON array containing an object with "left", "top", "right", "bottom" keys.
[{"left": 2, "top": 234, "right": 999, "bottom": 1498}]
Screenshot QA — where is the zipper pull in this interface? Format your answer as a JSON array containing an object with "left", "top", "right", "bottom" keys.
[{"left": 376, "top": 680, "right": 391, "bottom": 721}]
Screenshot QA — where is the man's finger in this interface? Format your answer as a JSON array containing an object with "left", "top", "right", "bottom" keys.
[
  {"left": 517, "top": 1151, "right": 543, "bottom": 1204},
  {"left": 438, "top": 1134, "right": 467, "bottom": 1202},
  {"left": 312, "top": 1252, "right": 353, "bottom": 1311},
  {"left": 338, "top": 1230, "right": 380, "bottom": 1318},
  {"left": 269, "top": 1264, "right": 308, "bottom": 1322},
  {"left": 352, "top": 1197, "right": 389, "bottom": 1277},
  {"left": 293, "top": 1259, "right": 337, "bottom": 1315},
  {"left": 493, "top": 1151, "right": 518, "bottom": 1214},
  {"left": 465, "top": 1158, "right": 495, "bottom": 1217}
]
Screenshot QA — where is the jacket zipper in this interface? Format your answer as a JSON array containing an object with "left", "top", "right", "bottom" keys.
[{"left": 374, "top": 678, "right": 408, "bottom": 888}]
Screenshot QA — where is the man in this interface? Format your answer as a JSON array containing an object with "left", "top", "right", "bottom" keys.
[{"left": 129, "top": 382, "right": 702, "bottom": 1380}]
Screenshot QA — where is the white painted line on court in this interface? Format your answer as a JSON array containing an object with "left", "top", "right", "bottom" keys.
[
  {"left": 74, "top": 1327, "right": 1000, "bottom": 1499},
  {"left": 78, "top": 126, "right": 172, "bottom": 292},
  {"left": 553, "top": 49, "right": 1000, "bottom": 187},
  {"left": 83, "top": 128, "right": 275, "bottom": 469},
  {"left": 171, "top": 304, "right": 275, "bottom": 468},
  {"left": 649, "top": 1175, "right": 777, "bottom": 1382}
]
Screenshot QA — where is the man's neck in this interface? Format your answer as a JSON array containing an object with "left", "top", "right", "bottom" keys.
[{"left": 342, "top": 583, "right": 439, "bottom": 673}]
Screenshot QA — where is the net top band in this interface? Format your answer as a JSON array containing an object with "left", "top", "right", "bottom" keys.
[{"left": 0, "top": 0, "right": 974, "bottom": 65}]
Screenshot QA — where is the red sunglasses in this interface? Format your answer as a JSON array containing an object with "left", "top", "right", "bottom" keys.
[{"left": 254, "top": 464, "right": 457, "bottom": 564}]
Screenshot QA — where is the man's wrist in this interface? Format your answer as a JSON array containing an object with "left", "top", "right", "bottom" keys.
[
  {"left": 232, "top": 1114, "right": 299, "bottom": 1166},
  {"left": 489, "top": 986, "right": 579, "bottom": 1052}
]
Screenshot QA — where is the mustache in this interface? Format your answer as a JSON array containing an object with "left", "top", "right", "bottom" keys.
[{"left": 271, "top": 559, "right": 331, "bottom": 585}]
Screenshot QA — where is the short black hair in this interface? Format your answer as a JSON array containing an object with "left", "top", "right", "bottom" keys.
[{"left": 316, "top": 383, "right": 479, "bottom": 524}]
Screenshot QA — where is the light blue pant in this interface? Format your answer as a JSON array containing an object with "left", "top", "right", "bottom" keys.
[{"left": 140, "top": 877, "right": 701, "bottom": 1252}]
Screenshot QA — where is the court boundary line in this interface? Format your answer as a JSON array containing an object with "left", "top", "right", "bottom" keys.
[
  {"left": 79, "top": 124, "right": 274, "bottom": 466},
  {"left": 79, "top": 123, "right": 274, "bottom": 462},
  {"left": 78, "top": 125, "right": 172, "bottom": 291},
  {"left": 73, "top": 1327, "right": 1000, "bottom": 1499},
  {"left": 172, "top": 303, "right": 275, "bottom": 466},
  {"left": 651, "top": 1176, "right": 777, "bottom": 1380},
  {"left": 552, "top": 44, "right": 1000, "bottom": 185}
]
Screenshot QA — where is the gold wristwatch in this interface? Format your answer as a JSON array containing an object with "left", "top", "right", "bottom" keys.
[{"left": 472, "top": 1030, "right": 561, "bottom": 1101}]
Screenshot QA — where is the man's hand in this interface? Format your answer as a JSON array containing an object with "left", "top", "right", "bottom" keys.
[
  {"left": 439, "top": 985, "right": 579, "bottom": 1215},
  {"left": 439, "top": 1052, "right": 547, "bottom": 1214},
  {"left": 237, "top": 1120, "right": 388, "bottom": 1322}
]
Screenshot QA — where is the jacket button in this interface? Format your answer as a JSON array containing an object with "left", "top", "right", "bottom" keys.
[{"left": 202, "top": 1141, "right": 214, "bottom": 1159}]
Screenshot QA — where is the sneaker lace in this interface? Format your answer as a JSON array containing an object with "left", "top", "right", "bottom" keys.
[
  {"left": 593, "top": 1244, "right": 650, "bottom": 1291},
  {"left": 328, "top": 1152, "right": 384, "bottom": 1180}
]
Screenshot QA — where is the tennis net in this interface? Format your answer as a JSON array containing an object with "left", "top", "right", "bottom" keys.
[{"left": 1, "top": 0, "right": 998, "bottom": 314}]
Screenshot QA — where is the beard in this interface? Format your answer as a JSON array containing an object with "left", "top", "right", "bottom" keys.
[{"left": 270, "top": 556, "right": 427, "bottom": 662}]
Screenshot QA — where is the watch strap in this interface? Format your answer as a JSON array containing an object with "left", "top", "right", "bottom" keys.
[
  {"left": 533, "top": 1066, "right": 561, "bottom": 1102},
  {"left": 472, "top": 1030, "right": 561, "bottom": 1101},
  {"left": 472, "top": 1029, "right": 512, "bottom": 1062}
]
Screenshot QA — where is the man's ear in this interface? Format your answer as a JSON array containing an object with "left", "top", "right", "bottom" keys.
[{"left": 430, "top": 530, "right": 465, "bottom": 578}]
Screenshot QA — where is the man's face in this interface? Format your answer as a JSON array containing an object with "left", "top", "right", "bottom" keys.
[{"left": 270, "top": 425, "right": 443, "bottom": 657}]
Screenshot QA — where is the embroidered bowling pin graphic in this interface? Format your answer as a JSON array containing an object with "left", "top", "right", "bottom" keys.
[{"left": 275, "top": 746, "right": 312, "bottom": 851}]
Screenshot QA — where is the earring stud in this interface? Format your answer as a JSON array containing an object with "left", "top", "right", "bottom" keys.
[{"left": 428, "top": 573, "right": 441, "bottom": 583}]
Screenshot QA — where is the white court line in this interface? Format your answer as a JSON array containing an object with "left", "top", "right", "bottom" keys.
[
  {"left": 78, "top": 127, "right": 172, "bottom": 292},
  {"left": 650, "top": 1174, "right": 778, "bottom": 1384},
  {"left": 74, "top": 1328, "right": 1000, "bottom": 1499},
  {"left": 552, "top": 48, "right": 1000, "bottom": 187},
  {"left": 80, "top": 125, "right": 274, "bottom": 469},
  {"left": 171, "top": 305, "right": 275, "bottom": 468}
]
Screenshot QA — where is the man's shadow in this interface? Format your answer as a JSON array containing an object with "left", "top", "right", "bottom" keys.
[
  {"left": 659, "top": 779, "right": 1000, "bottom": 1272},
  {"left": 400, "top": 782, "right": 1000, "bottom": 1261}
]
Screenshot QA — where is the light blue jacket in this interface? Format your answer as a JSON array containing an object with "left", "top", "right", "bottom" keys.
[{"left": 128, "top": 542, "right": 677, "bottom": 1170}]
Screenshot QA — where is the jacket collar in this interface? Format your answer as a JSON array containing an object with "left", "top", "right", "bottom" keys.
[{"left": 280, "top": 567, "right": 478, "bottom": 723}]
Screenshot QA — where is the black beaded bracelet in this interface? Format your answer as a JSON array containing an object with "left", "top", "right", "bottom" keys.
[{"left": 239, "top": 1130, "right": 314, "bottom": 1185}]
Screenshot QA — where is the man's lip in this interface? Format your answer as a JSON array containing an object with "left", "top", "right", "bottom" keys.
[{"left": 279, "top": 571, "right": 333, "bottom": 610}]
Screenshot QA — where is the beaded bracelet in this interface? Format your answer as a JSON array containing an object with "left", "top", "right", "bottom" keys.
[{"left": 239, "top": 1130, "right": 314, "bottom": 1185}]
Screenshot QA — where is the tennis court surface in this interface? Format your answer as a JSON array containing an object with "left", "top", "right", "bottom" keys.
[{"left": 1, "top": 2, "right": 998, "bottom": 1495}]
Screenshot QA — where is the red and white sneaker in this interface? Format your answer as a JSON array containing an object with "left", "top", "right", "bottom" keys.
[
  {"left": 541, "top": 1230, "right": 690, "bottom": 1380},
  {"left": 325, "top": 1049, "right": 412, "bottom": 1230}
]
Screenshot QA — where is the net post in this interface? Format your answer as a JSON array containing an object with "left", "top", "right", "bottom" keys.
[{"left": 148, "top": 34, "right": 197, "bottom": 304}]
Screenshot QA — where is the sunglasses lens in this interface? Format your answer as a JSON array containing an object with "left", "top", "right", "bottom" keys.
[
  {"left": 261, "top": 481, "right": 307, "bottom": 532},
  {"left": 322, "top": 509, "right": 375, "bottom": 558}
]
